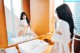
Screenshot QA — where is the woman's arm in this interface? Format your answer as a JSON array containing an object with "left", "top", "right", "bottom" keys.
[
  {"left": 22, "top": 24, "right": 29, "bottom": 33},
  {"left": 18, "top": 24, "right": 29, "bottom": 36},
  {"left": 56, "top": 31, "right": 62, "bottom": 35},
  {"left": 55, "top": 20, "right": 62, "bottom": 35}
]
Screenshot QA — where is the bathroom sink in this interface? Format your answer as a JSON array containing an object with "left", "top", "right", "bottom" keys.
[
  {"left": 11, "top": 35, "right": 38, "bottom": 45},
  {"left": 18, "top": 39, "right": 49, "bottom": 53}
]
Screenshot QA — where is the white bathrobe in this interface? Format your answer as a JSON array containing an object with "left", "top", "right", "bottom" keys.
[
  {"left": 19, "top": 19, "right": 28, "bottom": 30},
  {"left": 51, "top": 19, "right": 71, "bottom": 53},
  {"left": 19, "top": 19, "right": 37, "bottom": 37}
]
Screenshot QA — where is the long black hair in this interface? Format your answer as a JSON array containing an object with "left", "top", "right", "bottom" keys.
[
  {"left": 20, "top": 12, "right": 30, "bottom": 26},
  {"left": 56, "top": 4, "right": 75, "bottom": 39}
]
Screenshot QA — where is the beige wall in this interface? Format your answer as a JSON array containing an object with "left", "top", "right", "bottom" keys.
[
  {"left": 30, "top": 0, "right": 49, "bottom": 35},
  {"left": 49, "top": 0, "right": 55, "bottom": 33}
]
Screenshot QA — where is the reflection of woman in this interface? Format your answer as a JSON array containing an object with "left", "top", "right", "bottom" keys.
[
  {"left": 51, "top": 4, "right": 75, "bottom": 53},
  {"left": 18, "top": 12, "right": 30, "bottom": 36}
]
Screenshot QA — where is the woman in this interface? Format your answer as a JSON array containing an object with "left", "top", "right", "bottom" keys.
[
  {"left": 51, "top": 4, "right": 75, "bottom": 53},
  {"left": 18, "top": 12, "right": 30, "bottom": 36}
]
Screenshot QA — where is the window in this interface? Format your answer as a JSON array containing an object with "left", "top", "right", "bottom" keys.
[
  {"left": 13, "top": 0, "right": 23, "bottom": 19},
  {"left": 64, "top": 0, "right": 80, "bottom": 2},
  {"left": 54, "top": 0, "right": 63, "bottom": 12},
  {"left": 64, "top": 0, "right": 80, "bottom": 35},
  {"left": 4, "top": 0, "right": 23, "bottom": 37}
]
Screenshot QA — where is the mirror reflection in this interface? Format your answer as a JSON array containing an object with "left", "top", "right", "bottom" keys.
[
  {"left": 4, "top": 0, "right": 38, "bottom": 46},
  {"left": 18, "top": 12, "right": 30, "bottom": 36}
]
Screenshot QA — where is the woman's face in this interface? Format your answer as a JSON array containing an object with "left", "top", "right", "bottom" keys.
[
  {"left": 54, "top": 13, "right": 59, "bottom": 22},
  {"left": 22, "top": 14, "right": 26, "bottom": 19}
]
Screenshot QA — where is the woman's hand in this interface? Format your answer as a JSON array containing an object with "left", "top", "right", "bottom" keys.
[{"left": 56, "top": 31, "right": 62, "bottom": 35}]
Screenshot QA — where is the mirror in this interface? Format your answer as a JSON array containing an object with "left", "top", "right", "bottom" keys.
[{"left": 4, "top": 0, "right": 38, "bottom": 46}]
